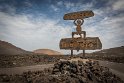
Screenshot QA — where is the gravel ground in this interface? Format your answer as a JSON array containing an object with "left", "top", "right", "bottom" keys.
[
  {"left": 0, "top": 59, "right": 123, "bottom": 83},
  {"left": 0, "top": 64, "right": 54, "bottom": 75}
]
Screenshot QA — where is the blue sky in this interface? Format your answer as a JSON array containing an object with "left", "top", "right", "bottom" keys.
[{"left": 0, "top": 0, "right": 124, "bottom": 54}]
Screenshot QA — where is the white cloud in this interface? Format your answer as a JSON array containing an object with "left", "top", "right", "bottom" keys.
[
  {"left": 0, "top": 8, "right": 124, "bottom": 54},
  {"left": 63, "top": 1, "right": 93, "bottom": 12},
  {"left": 0, "top": 4, "right": 16, "bottom": 14},
  {"left": 0, "top": 11, "right": 72, "bottom": 53},
  {"left": 23, "top": 0, "right": 32, "bottom": 7},
  {"left": 112, "top": 0, "right": 124, "bottom": 10},
  {"left": 84, "top": 10, "right": 124, "bottom": 49},
  {"left": 64, "top": 2, "right": 74, "bottom": 9},
  {"left": 0, "top": 1, "right": 124, "bottom": 54},
  {"left": 57, "top": 1, "right": 63, "bottom": 6},
  {"left": 50, "top": 5, "right": 59, "bottom": 12}
]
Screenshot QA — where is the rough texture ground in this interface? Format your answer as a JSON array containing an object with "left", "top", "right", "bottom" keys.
[{"left": 0, "top": 59, "right": 123, "bottom": 83}]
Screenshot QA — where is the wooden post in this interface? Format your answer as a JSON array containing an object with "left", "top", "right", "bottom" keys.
[
  {"left": 83, "top": 50, "right": 85, "bottom": 58},
  {"left": 83, "top": 31, "right": 86, "bottom": 58},
  {"left": 71, "top": 50, "right": 73, "bottom": 56},
  {"left": 71, "top": 32, "right": 74, "bottom": 57}
]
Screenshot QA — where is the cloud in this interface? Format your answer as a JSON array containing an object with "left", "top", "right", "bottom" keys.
[
  {"left": 64, "top": 2, "right": 74, "bottom": 10},
  {"left": 63, "top": 1, "right": 94, "bottom": 12},
  {"left": 50, "top": 5, "right": 59, "bottom": 12},
  {"left": 112, "top": 0, "right": 124, "bottom": 10},
  {"left": 23, "top": 0, "right": 32, "bottom": 7},
  {"left": 0, "top": 0, "right": 124, "bottom": 54},
  {"left": 0, "top": 11, "right": 72, "bottom": 53},
  {"left": 57, "top": 1, "right": 63, "bottom": 6},
  {"left": 84, "top": 9, "right": 124, "bottom": 49},
  {"left": 0, "top": 4, "right": 16, "bottom": 14}
]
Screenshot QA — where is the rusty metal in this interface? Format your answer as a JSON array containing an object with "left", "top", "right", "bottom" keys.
[
  {"left": 59, "top": 37, "right": 102, "bottom": 50},
  {"left": 60, "top": 10, "right": 102, "bottom": 57},
  {"left": 73, "top": 19, "right": 84, "bottom": 38},
  {"left": 63, "top": 11, "right": 94, "bottom": 20}
]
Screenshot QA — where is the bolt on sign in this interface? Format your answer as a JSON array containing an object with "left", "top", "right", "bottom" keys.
[{"left": 59, "top": 10, "right": 102, "bottom": 56}]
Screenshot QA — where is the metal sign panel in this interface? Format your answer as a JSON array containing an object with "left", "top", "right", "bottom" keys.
[
  {"left": 60, "top": 37, "right": 102, "bottom": 50},
  {"left": 63, "top": 11, "right": 94, "bottom": 20}
]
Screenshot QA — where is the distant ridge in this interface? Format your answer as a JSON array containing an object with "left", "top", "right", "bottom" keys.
[
  {"left": 77, "top": 46, "right": 124, "bottom": 57},
  {"left": 33, "top": 49, "right": 62, "bottom": 55},
  {"left": 93, "top": 46, "right": 124, "bottom": 53},
  {"left": 92, "top": 46, "right": 124, "bottom": 57},
  {"left": 0, "top": 40, "right": 31, "bottom": 55}
]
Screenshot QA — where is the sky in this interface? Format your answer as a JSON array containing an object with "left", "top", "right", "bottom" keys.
[{"left": 0, "top": 0, "right": 124, "bottom": 54}]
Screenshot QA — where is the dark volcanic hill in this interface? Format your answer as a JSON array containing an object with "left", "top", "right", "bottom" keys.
[
  {"left": 92, "top": 46, "right": 124, "bottom": 57},
  {"left": 0, "top": 40, "right": 31, "bottom": 55}
]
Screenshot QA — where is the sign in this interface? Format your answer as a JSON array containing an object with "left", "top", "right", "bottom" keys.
[
  {"left": 60, "top": 37, "right": 102, "bottom": 50},
  {"left": 63, "top": 11, "right": 94, "bottom": 20},
  {"left": 60, "top": 10, "right": 102, "bottom": 56}
]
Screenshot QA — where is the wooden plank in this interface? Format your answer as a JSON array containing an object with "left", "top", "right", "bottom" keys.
[
  {"left": 63, "top": 11, "right": 94, "bottom": 20},
  {"left": 59, "top": 37, "right": 102, "bottom": 50}
]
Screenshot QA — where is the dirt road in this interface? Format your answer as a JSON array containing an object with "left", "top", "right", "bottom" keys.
[
  {"left": 0, "top": 64, "right": 53, "bottom": 75},
  {"left": 98, "top": 60, "right": 124, "bottom": 81},
  {"left": 0, "top": 60, "right": 124, "bottom": 81}
]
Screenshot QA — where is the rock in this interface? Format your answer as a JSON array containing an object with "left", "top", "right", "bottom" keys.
[{"left": 0, "top": 58, "right": 123, "bottom": 83}]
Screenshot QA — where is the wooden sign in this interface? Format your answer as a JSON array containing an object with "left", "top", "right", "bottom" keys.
[
  {"left": 60, "top": 37, "right": 102, "bottom": 50},
  {"left": 63, "top": 11, "right": 94, "bottom": 20}
]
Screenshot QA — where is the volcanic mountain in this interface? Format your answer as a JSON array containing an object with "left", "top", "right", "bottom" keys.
[
  {"left": 92, "top": 46, "right": 124, "bottom": 57},
  {"left": 33, "top": 49, "right": 62, "bottom": 55},
  {"left": 0, "top": 40, "right": 31, "bottom": 55},
  {"left": 77, "top": 46, "right": 124, "bottom": 57}
]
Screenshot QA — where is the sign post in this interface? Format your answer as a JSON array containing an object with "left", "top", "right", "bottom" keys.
[{"left": 60, "top": 10, "right": 102, "bottom": 57}]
